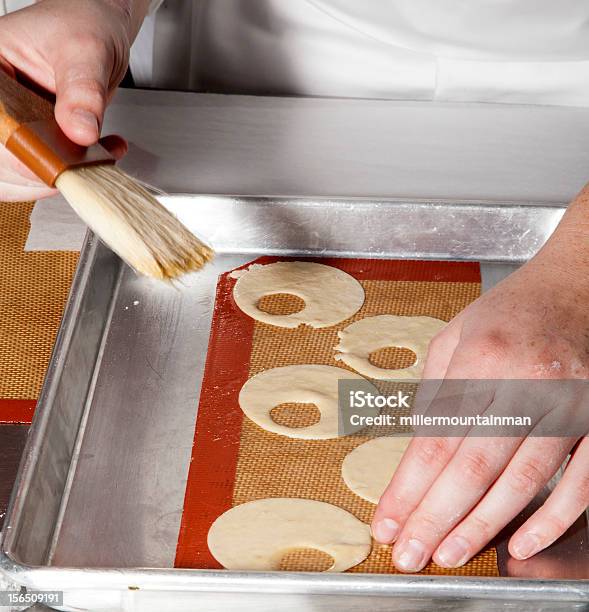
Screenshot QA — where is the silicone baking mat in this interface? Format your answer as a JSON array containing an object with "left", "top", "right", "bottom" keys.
[
  {"left": 0, "top": 201, "right": 77, "bottom": 424},
  {"left": 175, "top": 255, "right": 498, "bottom": 576}
]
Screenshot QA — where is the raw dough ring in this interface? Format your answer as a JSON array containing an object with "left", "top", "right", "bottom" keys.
[
  {"left": 207, "top": 498, "right": 372, "bottom": 571},
  {"left": 238, "top": 364, "right": 379, "bottom": 439},
  {"left": 335, "top": 315, "right": 446, "bottom": 379},
  {"left": 342, "top": 437, "right": 412, "bottom": 504},
  {"left": 232, "top": 261, "right": 365, "bottom": 328}
]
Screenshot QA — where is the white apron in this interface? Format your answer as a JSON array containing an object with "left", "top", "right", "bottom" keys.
[
  {"left": 4, "top": 0, "right": 589, "bottom": 106},
  {"left": 151, "top": 0, "right": 589, "bottom": 107}
]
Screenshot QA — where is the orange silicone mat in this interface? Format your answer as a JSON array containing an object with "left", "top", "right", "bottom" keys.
[
  {"left": 175, "top": 255, "right": 498, "bottom": 576},
  {"left": 0, "top": 201, "right": 78, "bottom": 423}
]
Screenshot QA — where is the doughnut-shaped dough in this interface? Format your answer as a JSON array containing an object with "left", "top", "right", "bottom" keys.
[
  {"left": 231, "top": 261, "right": 364, "bottom": 328},
  {"left": 342, "top": 437, "right": 411, "bottom": 504},
  {"left": 334, "top": 315, "right": 446, "bottom": 379},
  {"left": 238, "top": 364, "right": 379, "bottom": 439},
  {"left": 208, "top": 498, "right": 372, "bottom": 572}
]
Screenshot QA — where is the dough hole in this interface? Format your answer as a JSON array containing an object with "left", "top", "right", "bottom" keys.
[
  {"left": 369, "top": 347, "right": 417, "bottom": 370},
  {"left": 279, "top": 548, "right": 334, "bottom": 572},
  {"left": 271, "top": 402, "right": 321, "bottom": 428},
  {"left": 257, "top": 293, "right": 305, "bottom": 316}
]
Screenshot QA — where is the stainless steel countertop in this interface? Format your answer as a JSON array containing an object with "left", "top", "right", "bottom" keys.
[{"left": 106, "top": 89, "right": 589, "bottom": 204}]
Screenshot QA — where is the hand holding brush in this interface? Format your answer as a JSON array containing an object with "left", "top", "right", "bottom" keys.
[{"left": 0, "top": 0, "right": 212, "bottom": 280}]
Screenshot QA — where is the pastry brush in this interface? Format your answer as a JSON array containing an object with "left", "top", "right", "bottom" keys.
[{"left": 0, "top": 71, "right": 213, "bottom": 280}]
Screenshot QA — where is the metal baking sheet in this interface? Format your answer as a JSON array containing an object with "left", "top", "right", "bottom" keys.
[{"left": 1, "top": 195, "right": 588, "bottom": 611}]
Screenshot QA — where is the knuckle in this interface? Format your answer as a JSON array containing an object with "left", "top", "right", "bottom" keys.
[
  {"left": 459, "top": 448, "right": 495, "bottom": 486},
  {"left": 469, "top": 330, "right": 511, "bottom": 365},
  {"left": 64, "top": 76, "right": 106, "bottom": 107},
  {"left": 468, "top": 514, "right": 493, "bottom": 539},
  {"left": 412, "top": 511, "right": 445, "bottom": 538},
  {"left": 414, "top": 438, "right": 452, "bottom": 468},
  {"left": 542, "top": 512, "right": 568, "bottom": 537},
  {"left": 68, "top": 33, "right": 109, "bottom": 57},
  {"left": 69, "top": 74, "right": 105, "bottom": 95},
  {"left": 508, "top": 459, "right": 548, "bottom": 496}
]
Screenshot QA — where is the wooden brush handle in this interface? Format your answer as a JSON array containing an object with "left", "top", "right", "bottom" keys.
[
  {"left": 0, "top": 69, "right": 113, "bottom": 186},
  {"left": 0, "top": 69, "right": 54, "bottom": 145}
]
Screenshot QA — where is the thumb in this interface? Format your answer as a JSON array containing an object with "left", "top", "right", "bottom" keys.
[{"left": 53, "top": 44, "right": 111, "bottom": 146}]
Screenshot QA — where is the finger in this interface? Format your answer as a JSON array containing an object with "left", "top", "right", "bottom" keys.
[
  {"left": 389, "top": 380, "right": 548, "bottom": 572},
  {"left": 433, "top": 436, "right": 573, "bottom": 568},
  {"left": 371, "top": 435, "right": 459, "bottom": 546},
  {"left": 415, "top": 323, "right": 461, "bottom": 423},
  {"left": 371, "top": 320, "right": 463, "bottom": 545},
  {"left": 421, "top": 318, "right": 462, "bottom": 380},
  {"left": 390, "top": 436, "right": 520, "bottom": 572},
  {"left": 431, "top": 382, "right": 581, "bottom": 568},
  {"left": 99, "top": 134, "right": 128, "bottom": 160},
  {"left": 509, "top": 436, "right": 589, "bottom": 560},
  {"left": 0, "top": 146, "right": 57, "bottom": 201},
  {"left": 53, "top": 42, "right": 111, "bottom": 145},
  {"left": 372, "top": 326, "right": 501, "bottom": 553},
  {"left": 371, "top": 382, "right": 493, "bottom": 547},
  {"left": 372, "top": 375, "right": 495, "bottom": 546},
  {"left": 0, "top": 180, "right": 57, "bottom": 202},
  {"left": 0, "top": 145, "right": 48, "bottom": 184}
]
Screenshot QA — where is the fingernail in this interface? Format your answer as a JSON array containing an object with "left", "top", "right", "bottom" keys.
[
  {"left": 436, "top": 535, "right": 470, "bottom": 568},
  {"left": 372, "top": 518, "right": 399, "bottom": 543},
  {"left": 512, "top": 533, "right": 541, "bottom": 559},
  {"left": 73, "top": 108, "right": 98, "bottom": 132},
  {"left": 395, "top": 538, "right": 427, "bottom": 572}
]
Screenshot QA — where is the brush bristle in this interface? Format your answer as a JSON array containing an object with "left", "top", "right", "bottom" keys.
[{"left": 55, "top": 165, "right": 213, "bottom": 280}]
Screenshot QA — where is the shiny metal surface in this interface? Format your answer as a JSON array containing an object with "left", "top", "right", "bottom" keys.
[
  {"left": 1, "top": 195, "right": 587, "bottom": 611},
  {"left": 164, "top": 195, "right": 564, "bottom": 263},
  {"left": 51, "top": 251, "right": 250, "bottom": 568},
  {"left": 106, "top": 89, "right": 589, "bottom": 204}
]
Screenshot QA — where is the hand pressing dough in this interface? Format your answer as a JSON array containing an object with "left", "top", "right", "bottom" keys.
[
  {"left": 239, "top": 364, "right": 379, "bottom": 439},
  {"left": 342, "top": 437, "right": 411, "bottom": 504},
  {"left": 231, "top": 261, "right": 364, "bottom": 328},
  {"left": 335, "top": 315, "right": 446, "bottom": 379},
  {"left": 207, "top": 498, "right": 372, "bottom": 571}
]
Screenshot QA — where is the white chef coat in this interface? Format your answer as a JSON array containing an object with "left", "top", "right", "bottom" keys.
[{"left": 3, "top": 0, "right": 589, "bottom": 107}]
